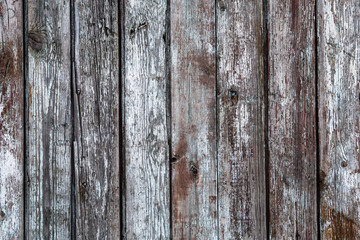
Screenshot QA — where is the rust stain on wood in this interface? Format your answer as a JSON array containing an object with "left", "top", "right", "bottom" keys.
[
  {"left": 322, "top": 207, "right": 360, "bottom": 239},
  {"left": 171, "top": 0, "right": 217, "bottom": 238},
  {"left": 0, "top": 0, "right": 24, "bottom": 238}
]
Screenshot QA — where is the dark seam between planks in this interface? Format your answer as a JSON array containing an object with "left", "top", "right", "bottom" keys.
[
  {"left": 214, "top": 0, "right": 219, "bottom": 239},
  {"left": 119, "top": 0, "right": 126, "bottom": 238},
  {"left": 262, "top": 0, "right": 270, "bottom": 239},
  {"left": 165, "top": 0, "right": 172, "bottom": 238},
  {"left": 314, "top": 0, "right": 320, "bottom": 239},
  {"left": 119, "top": 0, "right": 125, "bottom": 238},
  {"left": 23, "top": 0, "right": 28, "bottom": 238},
  {"left": 70, "top": 0, "right": 76, "bottom": 238}
]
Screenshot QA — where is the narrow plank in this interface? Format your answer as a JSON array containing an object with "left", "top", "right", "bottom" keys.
[
  {"left": 73, "top": 0, "right": 120, "bottom": 238},
  {"left": 123, "top": 0, "right": 170, "bottom": 238},
  {"left": 267, "top": 0, "right": 317, "bottom": 238},
  {"left": 170, "top": 0, "right": 217, "bottom": 238},
  {"left": 0, "top": 0, "right": 24, "bottom": 239},
  {"left": 217, "top": 0, "right": 266, "bottom": 239},
  {"left": 25, "top": 1, "right": 72, "bottom": 238},
  {"left": 318, "top": 0, "right": 360, "bottom": 238}
]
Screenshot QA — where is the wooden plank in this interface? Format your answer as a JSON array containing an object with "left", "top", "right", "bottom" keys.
[
  {"left": 0, "top": 0, "right": 24, "bottom": 239},
  {"left": 123, "top": 0, "right": 170, "bottom": 239},
  {"left": 25, "top": 1, "right": 72, "bottom": 239},
  {"left": 318, "top": 0, "right": 360, "bottom": 238},
  {"left": 267, "top": 0, "right": 317, "bottom": 238},
  {"left": 73, "top": 0, "right": 120, "bottom": 238},
  {"left": 170, "top": 0, "right": 217, "bottom": 238},
  {"left": 216, "top": 0, "right": 266, "bottom": 239}
]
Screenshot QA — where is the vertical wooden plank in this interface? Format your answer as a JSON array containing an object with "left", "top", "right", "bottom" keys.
[
  {"left": 170, "top": 0, "right": 217, "bottom": 239},
  {"left": 25, "top": 0, "right": 71, "bottom": 238},
  {"left": 0, "top": 0, "right": 24, "bottom": 239},
  {"left": 318, "top": 0, "right": 360, "bottom": 238},
  {"left": 217, "top": 0, "right": 266, "bottom": 239},
  {"left": 267, "top": 0, "right": 317, "bottom": 238},
  {"left": 73, "top": 0, "right": 120, "bottom": 238},
  {"left": 123, "top": 0, "right": 170, "bottom": 239}
]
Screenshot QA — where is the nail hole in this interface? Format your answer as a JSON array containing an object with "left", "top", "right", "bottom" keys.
[
  {"left": 341, "top": 161, "right": 348, "bottom": 168},
  {"left": 171, "top": 155, "right": 179, "bottom": 163},
  {"left": 219, "top": 2, "right": 226, "bottom": 11},
  {"left": 230, "top": 90, "right": 237, "bottom": 98},
  {"left": 190, "top": 165, "right": 198, "bottom": 176}
]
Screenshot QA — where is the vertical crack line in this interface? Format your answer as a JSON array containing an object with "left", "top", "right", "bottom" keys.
[
  {"left": 214, "top": 0, "right": 219, "bottom": 239},
  {"left": 70, "top": 0, "right": 76, "bottom": 238},
  {"left": 314, "top": 0, "right": 320, "bottom": 239},
  {"left": 165, "top": 0, "right": 172, "bottom": 238},
  {"left": 119, "top": 0, "right": 125, "bottom": 238},
  {"left": 23, "top": 0, "right": 28, "bottom": 238},
  {"left": 262, "top": 0, "right": 270, "bottom": 239}
]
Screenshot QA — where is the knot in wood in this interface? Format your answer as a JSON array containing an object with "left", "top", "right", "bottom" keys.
[{"left": 28, "top": 31, "right": 45, "bottom": 52}]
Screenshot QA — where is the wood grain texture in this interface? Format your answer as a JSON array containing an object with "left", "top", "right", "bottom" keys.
[
  {"left": 73, "top": 0, "right": 120, "bottom": 238},
  {"left": 217, "top": 0, "right": 266, "bottom": 239},
  {"left": 170, "top": 0, "right": 217, "bottom": 239},
  {"left": 0, "top": 0, "right": 24, "bottom": 239},
  {"left": 267, "top": 0, "right": 317, "bottom": 238},
  {"left": 318, "top": 0, "right": 360, "bottom": 238},
  {"left": 123, "top": 0, "right": 170, "bottom": 239},
  {"left": 25, "top": 1, "right": 72, "bottom": 239}
]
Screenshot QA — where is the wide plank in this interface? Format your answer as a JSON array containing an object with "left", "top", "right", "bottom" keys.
[
  {"left": 0, "top": 0, "right": 24, "bottom": 239},
  {"left": 73, "top": 0, "right": 120, "bottom": 238},
  {"left": 217, "top": 0, "right": 266, "bottom": 239},
  {"left": 25, "top": 0, "right": 72, "bottom": 238},
  {"left": 123, "top": 0, "right": 170, "bottom": 238},
  {"left": 267, "top": 0, "right": 317, "bottom": 238},
  {"left": 170, "top": 0, "right": 217, "bottom": 238},
  {"left": 318, "top": 0, "right": 360, "bottom": 238}
]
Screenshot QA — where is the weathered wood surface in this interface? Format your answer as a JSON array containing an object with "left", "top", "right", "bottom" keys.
[
  {"left": 267, "top": 0, "right": 317, "bottom": 238},
  {"left": 73, "top": 0, "right": 120, "bottom": 238},
  {"left": 170, "top": 0, "right": 217, "bottom": 239},
  {"left": 318, "top": 0, "right": 360, "bottom": 238},
  {"left": 2, "top": 1, "right": 360, "bottom": 239},
  {"left": 217, "top": 0, "right": 266, "bottom": 239},
  {"left": 0, "top": 0, "right": 24, "bottom": 239},
  {"left": 123, "top": 0, "right": 170, "bottom": 239},
  {"left": 25, "top": 0, "right": 72, "bottom": 239}
]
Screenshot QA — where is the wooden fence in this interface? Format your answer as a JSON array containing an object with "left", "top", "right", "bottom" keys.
[{"left": 0, "top": 0, "right": 359, "bottom": 239}]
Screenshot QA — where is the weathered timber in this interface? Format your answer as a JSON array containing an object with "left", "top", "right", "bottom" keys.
[
  {"left": 73, "top": 0, "right": 120, "bottom": 238},
  {"left": 217, "top": 0, "right": 267, "bottom": 239},
  {"left": 318, "top": 0, "right": 360, "bottom": 238},
  {"left": 123, "top": 0, "right": 170, "bottom": 238},
  {"left": 267, "top": 0, "right": 317, "bottom": 238},
  {"left": 170, "top": 0, "right": 217, "bottom": 239},
  {"left": 25, "top": 0, "right": 72, "bottom": 238},
  {"left": 0, "top": 0, "right": 24, "bottom": 239}
]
